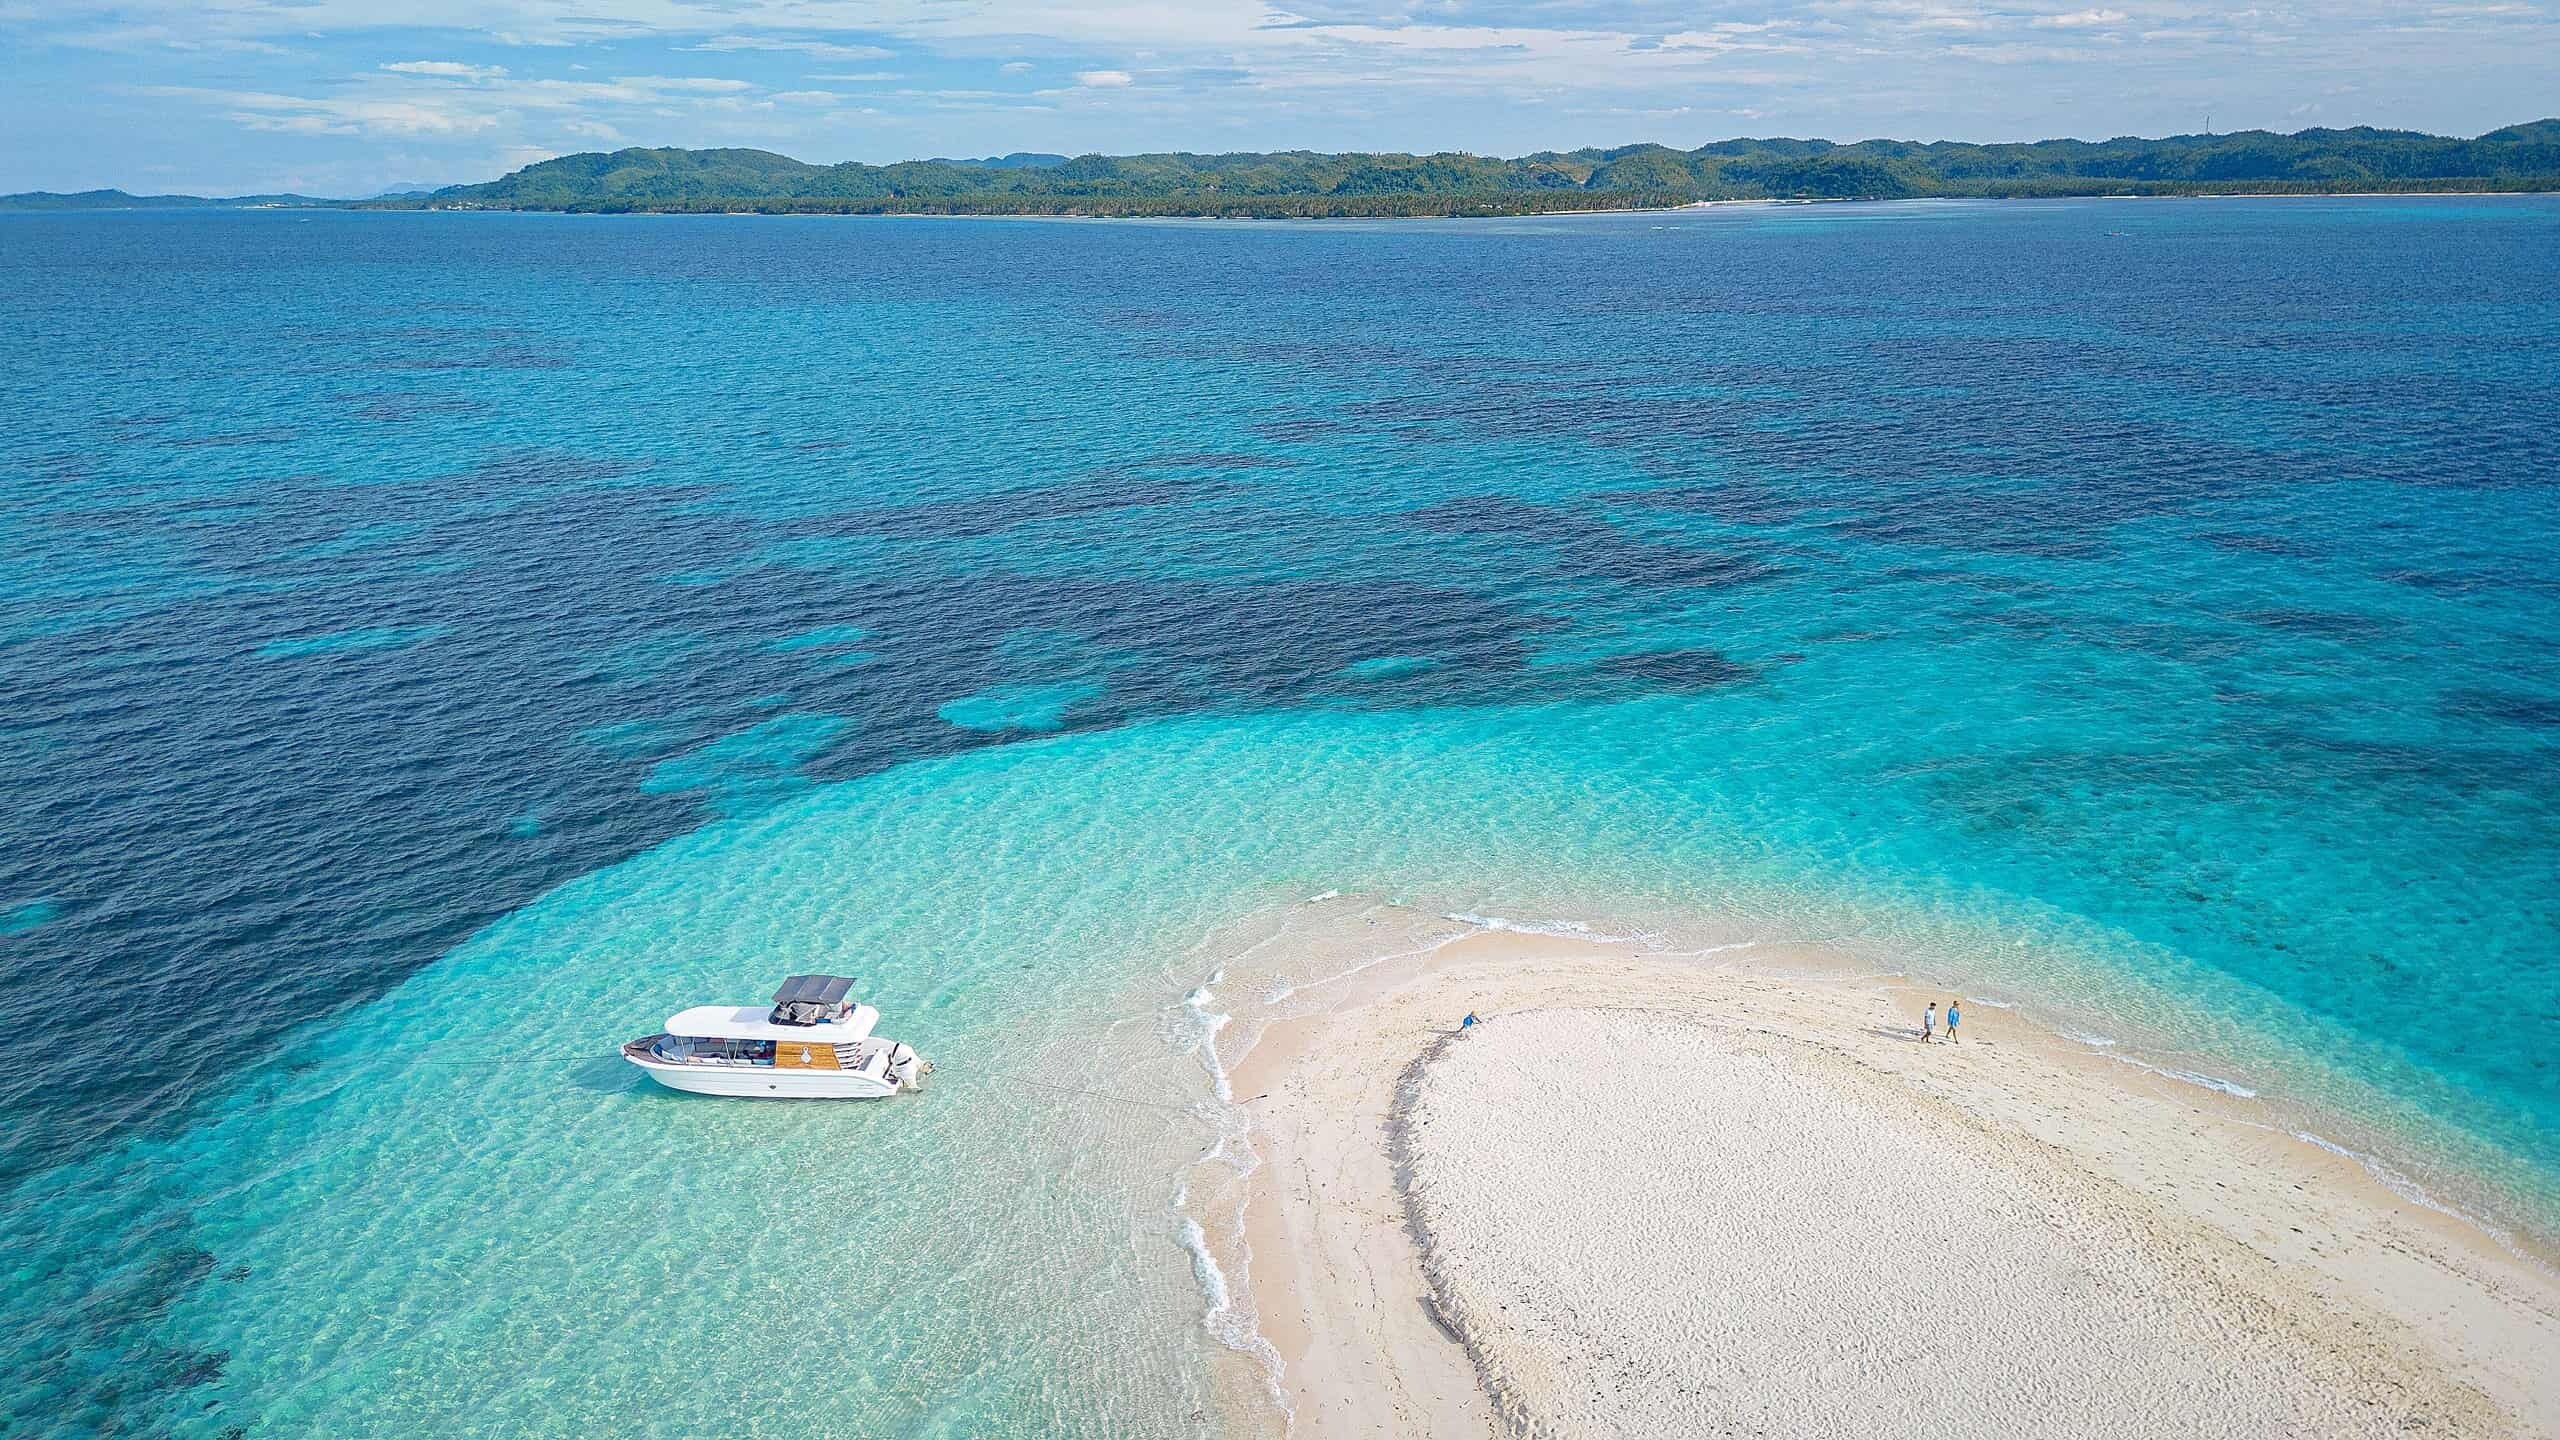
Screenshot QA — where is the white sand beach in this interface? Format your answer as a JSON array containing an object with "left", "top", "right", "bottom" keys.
[{"left": 1213, "top": 928, "right": 2560, "bottom": 1439}]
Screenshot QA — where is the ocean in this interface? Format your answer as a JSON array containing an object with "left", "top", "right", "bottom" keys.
[{"left": 1, "top": 197, "right": 2554, "bottom": 1437}]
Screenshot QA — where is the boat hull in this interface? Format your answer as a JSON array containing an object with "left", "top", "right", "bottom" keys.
[{"left": 621, "top": 1037, "right": 914, "bottom": 1098}]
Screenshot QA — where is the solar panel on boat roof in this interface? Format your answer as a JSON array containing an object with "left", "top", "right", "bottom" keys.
[{"left": 772, "top": 974, "right": 856, "bottom": 1006}]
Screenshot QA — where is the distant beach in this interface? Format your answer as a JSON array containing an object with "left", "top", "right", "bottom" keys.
[{"left": 1200, "top": 921, "right": 2560, "bottom": 1438}]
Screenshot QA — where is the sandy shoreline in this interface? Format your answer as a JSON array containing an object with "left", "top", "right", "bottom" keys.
[
  {"left": 428, "top": 190, "right": 2555, "bottom": 223},
  {"left": 1201, "top": 926, "right": 2560, "bottom": 1438}
]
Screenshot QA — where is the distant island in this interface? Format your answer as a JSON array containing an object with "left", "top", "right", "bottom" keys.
[
  {"left": 11, "top": 121, "right": 2558, "bottom": 218},
  {"left": 0, "top": 188, "right": 340, "bottom": 210}
]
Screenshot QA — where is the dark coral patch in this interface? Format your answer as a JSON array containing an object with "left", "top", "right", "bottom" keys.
[
  {"left": 806, "top": 472, "right": 1246, "bottom": 541},
  {"left": 1594, "top": 481, "right": 1811, "bottom": 526},
  {"left": 1593, "top": 648, "right": 1759, "bottom": 690}
]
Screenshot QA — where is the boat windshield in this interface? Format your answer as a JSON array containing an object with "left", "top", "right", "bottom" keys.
[{"left": 664, "top": 1037, "right": 776, "bottom": 1065}]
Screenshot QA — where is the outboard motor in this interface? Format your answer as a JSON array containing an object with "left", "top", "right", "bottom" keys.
[{"left": 888, "top": 1043, "right": 925, "bottom": 1091}]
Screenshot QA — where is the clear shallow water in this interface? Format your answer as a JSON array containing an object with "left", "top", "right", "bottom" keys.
[{"left": 1, "top": 198, "right": 2556, "bottom": 1436}]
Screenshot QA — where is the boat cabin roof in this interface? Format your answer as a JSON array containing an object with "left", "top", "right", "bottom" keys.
[{"left": 666, "top": 1003, "right": 879, "bottom": 1045}]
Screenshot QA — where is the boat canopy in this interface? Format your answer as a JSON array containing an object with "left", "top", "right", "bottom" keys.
[
  {"left": 666, "top": 1003, "right": 880, "bottom": 1045},
  {"left": 774, "top": 974, "right": 856, "bottom": 1007},
  {"left": 770, "top": 974, "right": 857, "bottom": 1026}
]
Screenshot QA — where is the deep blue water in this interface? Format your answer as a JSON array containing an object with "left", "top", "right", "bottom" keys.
[{"left": 2, "top": 198, "right": 2556, "bottom": 1436}]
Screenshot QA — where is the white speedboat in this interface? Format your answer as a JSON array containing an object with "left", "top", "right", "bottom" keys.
[{"left": 622, "top": 974, "right": 928, "bottom": 1098}]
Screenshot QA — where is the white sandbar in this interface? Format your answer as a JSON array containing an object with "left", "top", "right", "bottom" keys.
[{"left": 1218, "top": 930, "right": 2560, "bottom": 1439}]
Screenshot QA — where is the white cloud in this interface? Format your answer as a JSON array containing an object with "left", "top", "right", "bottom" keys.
[
  {"left": 138, "top": 85, "right": 504, "bottom": 137},
  {"left": 382, "top": 60, "right": 508, "bottom": 79},
  {"left": 1074, "top": 68, "right": 1134, "bottom": 87},
  {"left": 1956, "top": 40, "right": 2112, "bottom": 63},
  {"left": 132, "top": 68, "right": 771, "bottom": 146},
  {"left": 1001, "top": 60, "right": 1034, "bottom": 72},
  {"left": 2033, "top": 8, "right": 2128, "bottom": 27},
  {"left": 683, "top": 34, "right": 892, "bottom": 60},
  {"left": 624, "top": 75, "right": 757, "bottom": 93},
  {"left": 54, "top": 23, "right": 288, "bottom": 54}
]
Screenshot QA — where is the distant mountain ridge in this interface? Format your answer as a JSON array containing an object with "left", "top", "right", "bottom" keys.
[
  {"left": 933, "top": 153, "right": 1070, "bottom": 170},
  {"left": 12, "top": 122, "right": 2558, "bottom": 217},
  {"left": 0, "top": 187, "right": 336, "bottom": 210}
]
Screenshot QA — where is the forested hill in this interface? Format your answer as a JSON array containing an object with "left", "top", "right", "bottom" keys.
[
  {"left": 11, "top": 122, "right": 2555, "bottom": 217},
  {"left": 374, "top": 122, "right": 2560, "bottom": 216}
]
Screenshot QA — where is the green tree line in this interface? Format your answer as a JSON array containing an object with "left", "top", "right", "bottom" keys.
[
  {"left": 17, "top": 122, "right": 2554, "bottom": 216},
  {"left": 365, "top": 122, "right": 2560, "bottom": 216}
]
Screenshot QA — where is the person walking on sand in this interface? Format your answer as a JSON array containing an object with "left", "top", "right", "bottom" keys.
[
  {"left": 1946, "top": 999, "right": 1962, "bottom": 1045},
  {"left": 1921, "top": 1002, "right": 1937, "bottom": 1043}
]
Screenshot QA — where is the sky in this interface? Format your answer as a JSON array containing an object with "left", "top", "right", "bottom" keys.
[{"left": 1, "top": 1, "right": 2554, "bottom": 196}]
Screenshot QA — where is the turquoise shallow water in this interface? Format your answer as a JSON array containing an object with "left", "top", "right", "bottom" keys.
[{"left": 1, "top": 198, "right": 2556, "bottom": 1435}]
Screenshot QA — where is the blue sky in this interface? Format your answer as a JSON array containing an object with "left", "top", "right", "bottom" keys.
[{"left": 3, "top": 1, "right": 2554, "bottom": 195}]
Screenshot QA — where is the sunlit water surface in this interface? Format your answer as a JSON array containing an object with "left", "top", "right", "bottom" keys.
[{"left": 2, "top": 198, "right": 2555, "bottom": 1437}]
